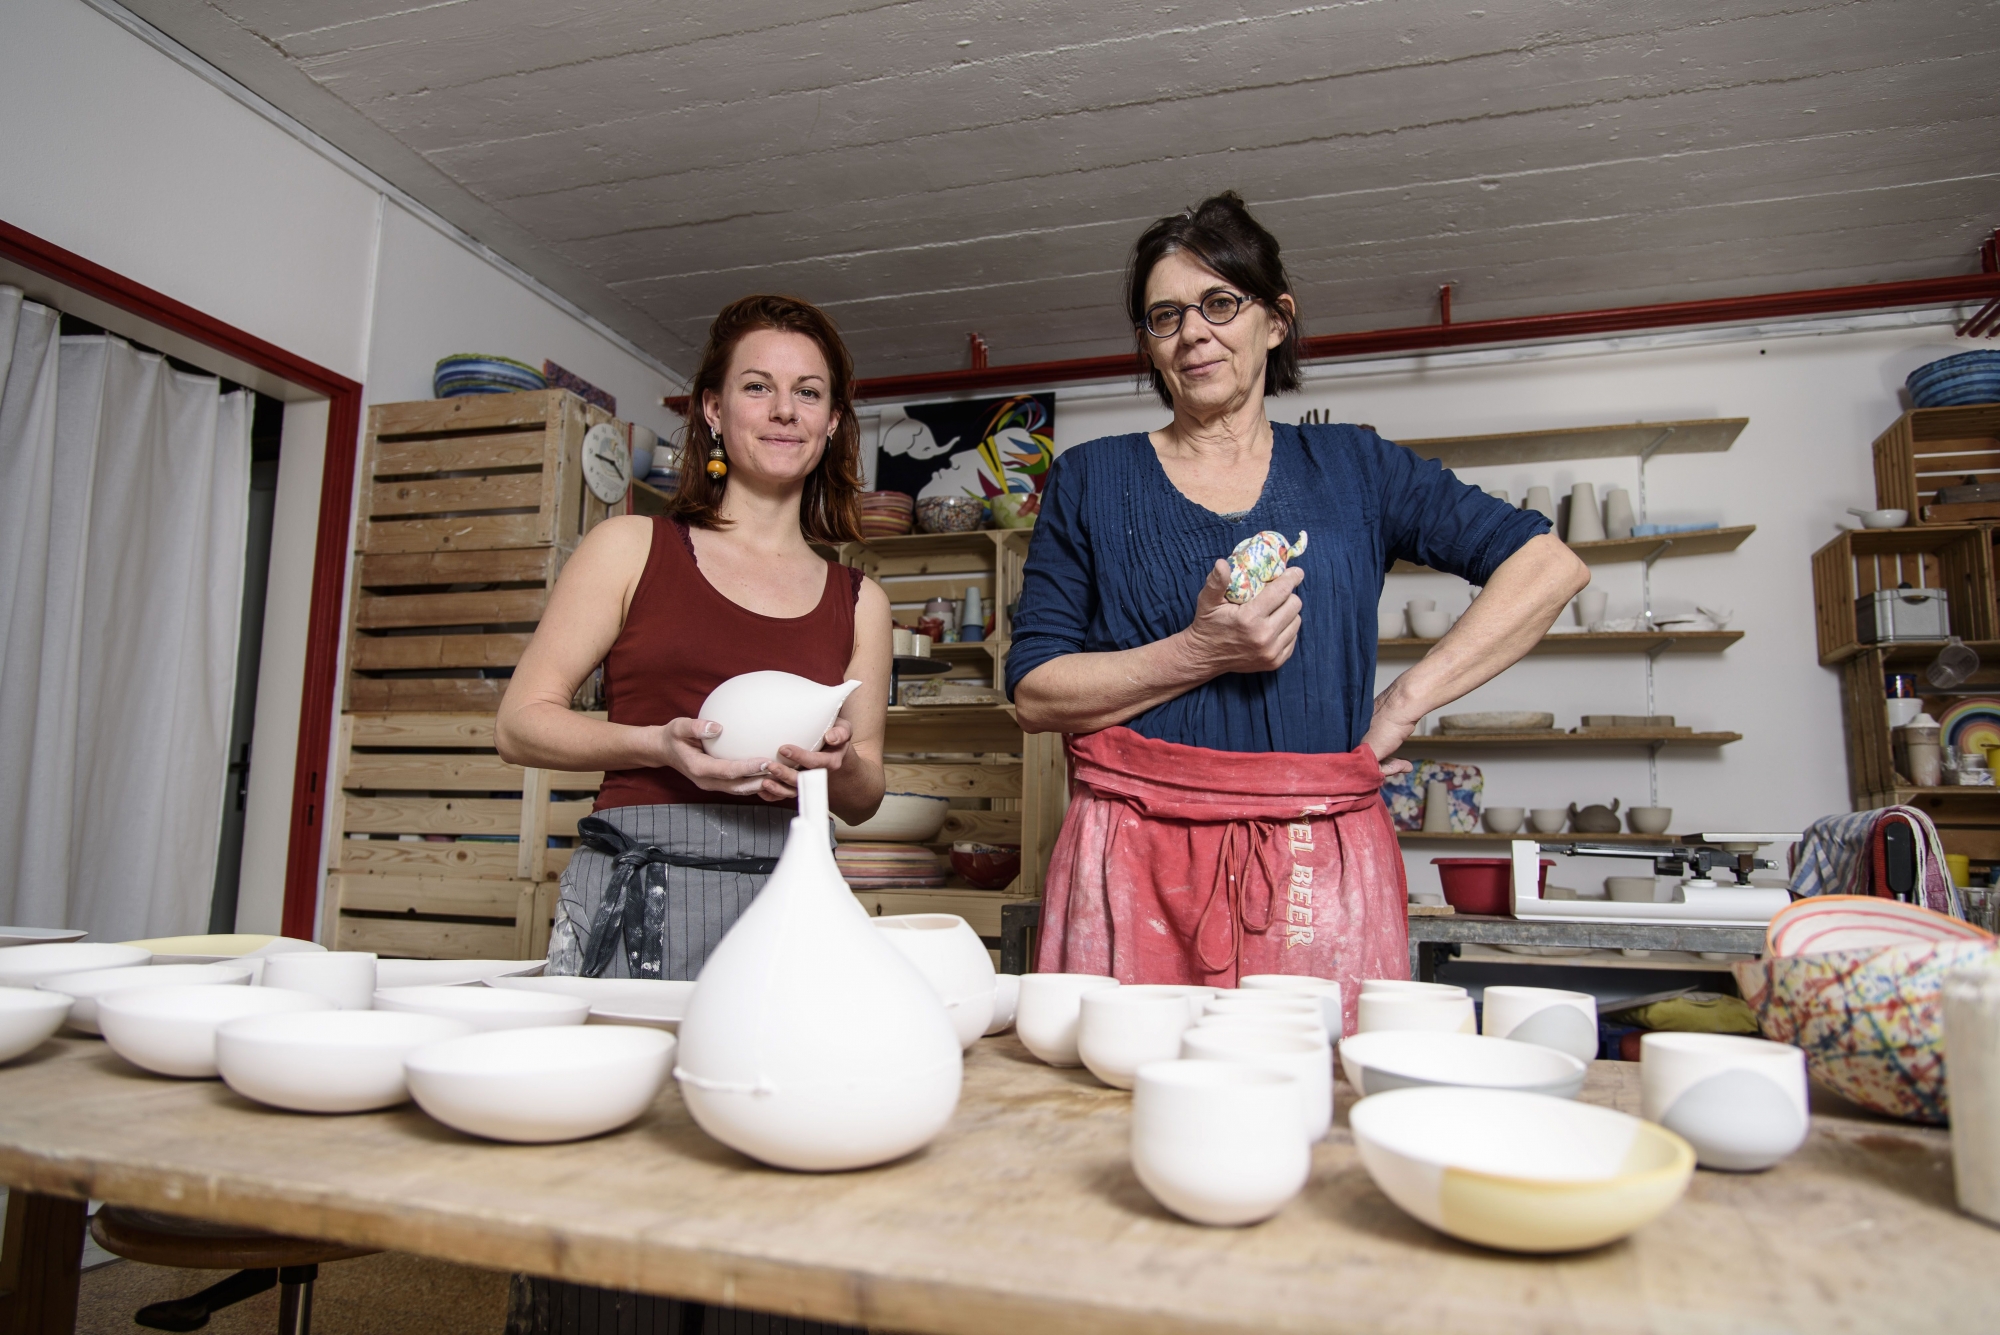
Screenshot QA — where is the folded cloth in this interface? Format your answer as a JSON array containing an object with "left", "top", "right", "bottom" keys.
[{"left": 1789, "top": 806, "right": 1963, "bottom": 917}]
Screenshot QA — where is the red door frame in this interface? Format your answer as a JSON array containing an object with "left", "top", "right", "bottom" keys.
[{"left": 0, "top": 219, "right": 360, "bottom": 940}]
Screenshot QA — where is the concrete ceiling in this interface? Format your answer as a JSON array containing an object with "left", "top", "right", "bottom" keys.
[{"left": 118, "top": 0, "right": 2000, "bottom": 381}]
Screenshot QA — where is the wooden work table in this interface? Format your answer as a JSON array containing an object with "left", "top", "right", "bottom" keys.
[{"left": 1, "top": 1033, "right": 1996, "bottom": 1335}]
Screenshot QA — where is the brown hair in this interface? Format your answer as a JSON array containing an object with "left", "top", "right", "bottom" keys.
[
  {"left": 670, "top": 294, "right": 863, "bottom": 545},
  {"left": 1125, "top": 191, "right": 1302, "bottom": 407}
]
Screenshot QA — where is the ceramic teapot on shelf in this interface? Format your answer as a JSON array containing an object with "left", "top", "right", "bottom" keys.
[{"left": 1568, "top": 799, "right": 1622, "bottom": 834}]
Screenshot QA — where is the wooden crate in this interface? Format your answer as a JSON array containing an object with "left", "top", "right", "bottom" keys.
[
  {"left": 1871, "top": 406, "right": 2000, "bottom": 520},
  {"left": 1809, "top": 526, "right": 1993, "bottom": 664},
  {"left": 347, "top": 391, "right": 623, "bottom": 712}
]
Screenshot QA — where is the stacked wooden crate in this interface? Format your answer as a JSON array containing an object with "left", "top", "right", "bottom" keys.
[{"left": 326, "top": 390, "right": 621, "bottom": 957}]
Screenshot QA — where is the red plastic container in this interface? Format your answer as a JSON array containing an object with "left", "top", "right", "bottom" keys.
[{"left": 1430, "top": 857, "right": 1554, "bottom": 916}]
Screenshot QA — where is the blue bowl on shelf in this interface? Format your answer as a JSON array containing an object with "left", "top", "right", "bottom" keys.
[{"left": 1907, "top": 351, "right": 2000, "bottom": 408}]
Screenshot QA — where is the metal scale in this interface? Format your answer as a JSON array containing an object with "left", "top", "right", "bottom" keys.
[{"left": 1509, "top": 832, "right": 1798, "bottom": 926}]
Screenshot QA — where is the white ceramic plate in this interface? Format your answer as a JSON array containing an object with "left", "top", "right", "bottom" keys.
[
  {"left": 0, "top": 927, "right": 88, "bottom": 948},
  {"left": 374, "top": 959, "right": 546, "bottom": 989}
]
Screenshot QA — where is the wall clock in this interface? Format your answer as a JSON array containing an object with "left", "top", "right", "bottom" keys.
[{"left": 582, "top": 422, "right": 632, "bottom": 504}]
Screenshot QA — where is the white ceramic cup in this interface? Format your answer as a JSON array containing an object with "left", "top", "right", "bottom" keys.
[
  {"left": 1886, "top": 698, "right": 1923, "bottom": 729},
  {"left": 1574, "top": 588, "right": 1609, "bottom": 626},
  {"left": 1236, "top": 976, "right": 1343, "bottom": 1040},
  {"left": 258, "top": 951, "right": 378, "bottom": 1011},
  {"left": 1131, "top": 1060, "right": 1310, "bottom": 1226},
  {"left": 1640, "top": 1032, "right": 1809, "bottom": 1171},
  {"left": 1480, "top": 986, "right": 1598, "bottom": 1063},
  {"left": 1180, "top": 1026, "right": 1332, "bottom": 1142},
  {"left": 1015, "top": 973, "right": 1119, "bottom": 1067},
  {"left": 1944, "top": 968, "right": 2000, "bottom": 1223},
  {"left": 1406, "top": 598, "right": 1437, "bottom": 614},
  {"left": 1408, "top": 609, "right": 1453, "bottom": 639},
  {"left": 985, "top": 974, "right": 1020, "bottom": 1036},
  {"left": 1078, "top": 989, "right": 1195, "bottom": 1090},
  {"left": 1356, "top": 990, "right": 1476, "bottom": 1036},
  {"left": 1379, "top": 609, "right": 1407, "bottom": 641}
]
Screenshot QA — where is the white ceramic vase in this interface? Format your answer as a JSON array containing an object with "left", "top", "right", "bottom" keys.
[
  {"left": 875, "top": 914, "right": 996, "bottom": 1049},
  {"left": 674, "top": 770, "right": 962, "bottom": 1171},
  {"left": 698, "top": 671, "right": 864, "bottom": 762}
]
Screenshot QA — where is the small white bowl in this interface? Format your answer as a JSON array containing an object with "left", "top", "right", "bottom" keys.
[
  {"left": 1340, "top": 1030, "right": 1587, "bottom": 1099},
  {"left": 487, "top": 976, "right": 697, "bottom": 1033},
  {"left": 40, "top": 963, "right": 253, "bottom": 1034},
  {"left": 216, "top": 1010, "right": 475, "bottom": 1113},
  {"left": 1408, "top": 609, "right": 1453, "bottom": 640},
  {"left": 373, "top": 959, "right": 545, "bottom": 989},
  {"left": 1350, "top": 1086, "right": 1695, "bottom": 1252},
  {"left": 374, "top": 985, "right": 587, "bottom": 1032},
  {"left": 0, "top": 988, "right": 72, "bottom": 1063},
  {"left": 98, "top": 985, "right": 331, "bottom": 1078},
  {"left": 1851, "top": 508, "right": 1908, "bottom": 529},
  {"left": 0, "top": 943, "right": 150, "bottom": 989},
  {"left": 832, "top": 792, "right": 951, "bottom": 842},
  {"left": 405, "top": 1025, "right": 675, "bottom": 1143}
]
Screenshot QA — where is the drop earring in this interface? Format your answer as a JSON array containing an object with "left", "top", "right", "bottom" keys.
[{"left": 706, "top": 431, "right": 727, "bottom": 479}]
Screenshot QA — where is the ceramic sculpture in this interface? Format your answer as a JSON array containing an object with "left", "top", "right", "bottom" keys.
[
  {"left": 1222, "top": 530, "right": 1307, "bottom": 604},
  {"left": 697, "top": 672, "right": 864, "bottom": 763},
  {"left": 874, "top": 914, "right": 997, "bottom": 1048},
  {"left": 674, "top": 769, "right": 962, "bottom": 1170}
]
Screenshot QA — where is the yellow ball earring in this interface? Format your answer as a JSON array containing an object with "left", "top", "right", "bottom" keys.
[{"left": 706, "top": 432, "right": 727, "bottom": 479}]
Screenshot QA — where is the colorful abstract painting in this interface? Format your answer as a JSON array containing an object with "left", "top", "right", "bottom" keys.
[{"left": 875, "top": 393, "right": 1055, "bottom": 505}]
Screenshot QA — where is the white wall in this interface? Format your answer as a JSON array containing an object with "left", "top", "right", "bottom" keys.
[
  {"left": 1, "top": 0, "right": 683, "bottom": 933},
  {"left": 1051, "top": 317, "right": 1981, "bottom": 898}
]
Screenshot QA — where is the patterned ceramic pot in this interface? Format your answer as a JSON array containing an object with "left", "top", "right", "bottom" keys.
[
  {"left": 915, "top": 496, "right": 987, "bottom": 533},
  {"left": 1733, "top": 939, "right": 2000, "bottom": 1124}
]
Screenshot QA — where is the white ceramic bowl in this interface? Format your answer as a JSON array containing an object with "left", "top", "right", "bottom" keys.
[
  {"left": 874, "top": 914, "right": 996, "bottom": 1048},
  {"left": 0, "top": 927, "right": 87, "bottom": 948},
  {"left": 1626, "top": 806, "right": 1674, "bottom": 835},
  {"left": 1482, "top": 807, "right": 1527, "bottom": 835},
  {"left": 1340, "top": 1030, "right": 1587, "bottom": 1099},
  {"left": 1016, "top": 974, "right": 1119, "bottom": 1066},
  {"left": 216, "top": 1010, "right": 475, "bottom": 1113},
  {"left": 1181, "top": 1025, "right": 1333, "bottom": 1141},
  {"left": 98, "top": 984, "right": 331, "bottom": 1078},
  {"left": 0, "top": 943, "right": 150, "bottom": 989},
  {"left": 1131, "top": 1060, "right": 1311, "bottom": 1226},
  {"left": 486, "top": 976, "right": 696, "bottom": 1032},
  {"left": 373, "top": 959, "right": 546, "bottom": 989},
  {"left": 832, "top": 793, "right": 952, "bottom": 843},
  {"left": 40, "top": 963, "right": 253, "bottom": 1034},
  {"left": 1078, "top": 989, "right": 1195, "bottom": 1090},
  {"left": 373, "top": 985, "right": 587, "bottom": 1032},
  {"left": 1350, "top": 1086, "right": 1695, "bottom": 1252},
  {"left": 1853, "top": 508, "right": 1908, "bottom": 529},
  {"left": 0, "top": 988, "right": 72, "bottom": 1063},
  {"left": 1356, "top": 990, "right": 1477, "bottom": 1035},
  {"left": 985, "top": 974, "right": 1020, "bottom": 1035},
  {"left": 406, "top": 1025, "right": 676, "bottom": 1143},
  {"left": 1409, "top": 609, "right": 1453, "bottom": 639},
  {"left": 1640, "top": 1032, "right": 1809, "bottom": 1171},
  {"left": 1235, "top": 976, "right": 1342, "bottom": 1039},
  {"left": 1481, "top": 986, "right": 1599, "bottom": 1063}
]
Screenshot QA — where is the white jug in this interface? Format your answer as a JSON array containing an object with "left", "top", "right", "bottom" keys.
[
  {"left": 698, "top": 672, "right": 864, "bottom": 762},
  {"left": 673, "top": 770, "right": 962, "bottom": 1170}
]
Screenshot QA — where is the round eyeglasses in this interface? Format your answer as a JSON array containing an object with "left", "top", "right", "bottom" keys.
[{"left": 1141, "top": 290, "right": 1254, "bottom": 339}]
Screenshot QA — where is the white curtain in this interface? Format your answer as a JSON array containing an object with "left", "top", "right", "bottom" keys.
[{"left": 0, "top": 286, "right": 252, "bottom": 939}]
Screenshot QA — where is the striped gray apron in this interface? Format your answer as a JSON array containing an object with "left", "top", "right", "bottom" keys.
[{"left": 545, "top": 803, "right": 799, "bottom": 982}]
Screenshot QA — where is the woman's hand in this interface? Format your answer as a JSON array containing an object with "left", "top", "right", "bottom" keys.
[
  {"left": 654, "top": 718, "right": 784, "bottom": 796},
  {"left": 761, "top": 722, "right": 854, "bottom": 805},
  {"left": 1180, "top": 559, "right": 1304, "bottom": 676},
  {"left": 1359, "top": 689, "right": 1420, "bottom": 780}
]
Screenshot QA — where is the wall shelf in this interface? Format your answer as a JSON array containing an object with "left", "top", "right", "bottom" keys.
[
  {"left": 1394, "top": 525, "right": 1755, "bottom": 574},
  {"left": 1397, "top": 418, "right": 1748, "bottom": 470},
  {"left": 1378, "top": 630, "right": 1740, "bottom": 659},
  {"left": 1396, "top": 831, "right": 1680, "bottom": 845},
  {"left": 1397, "top": 730, "right": 1740, "bottom": 752}
]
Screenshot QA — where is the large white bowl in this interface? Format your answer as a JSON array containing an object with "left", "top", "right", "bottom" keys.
[
  {"left": 374, "top": 958, "right": 546, "bottom": 989},
  {"left": 405, "top": 1025, "right": 676, "bottom": 1142},
  {"left": 1340, "top": 1030, "right": 1587, "bottom": 1099},
  {"left": 216, "top": 1010, "right": 475, "bottom": 1113},
  {"left": 485, "top": 976, "right": 697, "bottom": 1033},
  {"left": 0, "top": 943, "right": 150, "bottom": 989},
  {"left": 0, "top": 988, "right": 72, "bottom": 1063},
  {"left": 98, "top": 985, "right": 331, "bottom": 1078},
  {"left": 0, "top": 927, "right": 87, "bottom": 948},
  {"left": 1351, "top": 1086, "right": 1694, "bottom": 1252},
  {"left": 374, "top": 985, "right": 586, "bottom": 1032},
  {"left": 833, "top": 793, "right": 951, "bottom": 843},
  {"left": 40, "top": 963, "right": 254, "bottom": 1034}
]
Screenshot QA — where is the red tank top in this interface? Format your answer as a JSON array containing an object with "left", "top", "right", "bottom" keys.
[{"left": 595, "top": 517, "right": 861, "bottom": 810}]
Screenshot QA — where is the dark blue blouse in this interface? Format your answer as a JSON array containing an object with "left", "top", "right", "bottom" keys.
[{"left": 1003, "top": 423, "right": 1551, "bottom": 754}]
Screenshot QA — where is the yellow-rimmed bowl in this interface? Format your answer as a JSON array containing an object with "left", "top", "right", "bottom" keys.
[{"left": 1350, "top": 1086, "right": 1694, "bottom": 1252}]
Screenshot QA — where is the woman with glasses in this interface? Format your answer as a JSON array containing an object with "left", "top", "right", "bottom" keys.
[{"left": 1006, "top": 192, "right": 1587, "bottom": 1030}]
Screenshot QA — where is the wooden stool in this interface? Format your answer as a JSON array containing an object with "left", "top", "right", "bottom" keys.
[{"left": 89, "top": 1205, "right": 376, "bottom": 1334}]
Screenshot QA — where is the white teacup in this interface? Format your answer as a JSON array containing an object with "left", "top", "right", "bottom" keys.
[
  {"left": 1640, "top": 1032, "right": 1808, "bottom": 1171},
  {"left": 1180, "top": 1026, "right": 1332, "bottom": 1142},
  {"left": 1357, "top": 990, "right": 1476, "bottom": 1036},
  {"left": 1015, "top": 973, "right": 1119, "bottom": 1067},
  {"left": 1480, "top": 986, "right": 1598, "bottom": 1062},
  {"left": 1131, "top": 1061, "right": 1310, "bottom": 1226},
  {"left": 1237, "top": 975, "right": 1343, "bottom": 1040},
  {"left": 259, "top": 951, "right": 378, "bottom": 1011},
  {"left": 1408, "top": 609, "right": 1453, "bottom": 639},
  {"left": 1078, "top": 989, "right": 1194, "bottom": 1090}
]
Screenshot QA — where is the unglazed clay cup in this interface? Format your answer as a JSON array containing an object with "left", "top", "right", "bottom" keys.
[
  {"left": 1480, "top": 986, "right": 1599, "bottom": 1063},
  {"left": 1015, "top": 973, "right": 1119, "bottom": 1067},
  {"left": 1234, "top": 976, "right": 1342, "bottom": 1040},
  {"left": 1131, "top": 1061, "right": 1310, "bottom": 1226},
  {"left": 259, "top": 951, "right": 378, "bottom": 1011},
  {"left": 1529, "top": 808, "right": 1569, "bottom": 834},
  {"left": 1482, "top": 807, "right": 1527, "bottom": 835},
  {"left": 1180, "top": 1025, "right": 1333, "bottom": 1142},
  {"left": 1627, "top": 806, "right": 1674, "bottom": 835},
  {"left": 985, "top": 974, "right": 1020, "bottom": 1036},
  {"left": 1356, "top": 990, "right": 1476, "bottom": 1036},
  {"left": 1078, "top": 989, "right": 1195, "bottom": 1090},
  {"left": 1640, "top": 1032, "right": 1809, "bottom": 1171}
]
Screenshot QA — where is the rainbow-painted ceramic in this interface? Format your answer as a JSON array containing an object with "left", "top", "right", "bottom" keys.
[{"left": 1940, "top": 698, "right": 2000, "bottom": 758}]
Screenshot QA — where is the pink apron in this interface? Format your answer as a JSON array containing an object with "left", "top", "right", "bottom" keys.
[{"left": 1037, "top": 726, "right": 1408, "bottom": 1036}]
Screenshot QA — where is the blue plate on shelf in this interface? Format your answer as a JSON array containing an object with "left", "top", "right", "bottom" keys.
[
  {"left": 433, "top": 354, "right": 547, "bottom": 399},
  {"left": 1907, "top": 352, "right": 2000, "bottom": 408}
]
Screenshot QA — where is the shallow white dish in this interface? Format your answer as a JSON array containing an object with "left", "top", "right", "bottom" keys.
[
  {"left": 0, "top": 927, "right": 88, "bottom": 948},
  {"left": 374, "top": 985, "right": 586, "bottom": 1031},
  {"left": 486, "top": 976, "right": 697, "bottom": 1032},
  {"left": 1438, "top": 711, "right": 1555, "bottom": 734},
  {"left": 833, "top": 793, "right": 951, "bottom": 843},
  {"left": 0, "top": 943, "right": 152, "bottom": 990},
  {"left": 406, "top": 1025, "right": 676, "bottom": 1143},
  {"left": 0, "top": 988, "right": 72, "bottom": 1063},
  {"left": 40, "top": 963, "right": 253, "bottom": 1034},
  {"left": 216, "top": 1010, "right": 474, "bottom": 1113},
  {"left": 1340, "top": 1030, "right": 1587, "bottom": 1099},
  {"left": 98, "top": 984, "right": 331, "bottom": 1078},
  {"left": 1350, "top": 1086, "right": 1694, "bottom": 1252},
  {"left": 374, "top": 959, "right": 546, "bottom": 989}
]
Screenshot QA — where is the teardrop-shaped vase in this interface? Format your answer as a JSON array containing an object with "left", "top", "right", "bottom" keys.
[
  {"left": 699, "top": 672, "right": 865, "bottom": 762},
  {"left": 674, "top": 770, "right": 962, "bottom": 1170}
]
